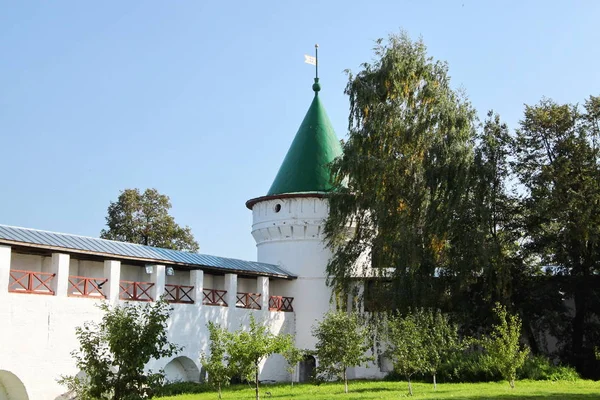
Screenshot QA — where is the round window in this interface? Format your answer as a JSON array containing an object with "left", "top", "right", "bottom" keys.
[{"left": 274, "top": 204, "right": 282, "bottom": 213}]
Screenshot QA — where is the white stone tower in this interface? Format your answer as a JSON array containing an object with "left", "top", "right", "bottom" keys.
[{"left": 246, "top": 75, "right": 342, "bottom": 351}]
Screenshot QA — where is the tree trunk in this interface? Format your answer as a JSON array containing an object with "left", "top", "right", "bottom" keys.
[
  {"left": 407, "top": 376, "right": 413, "bottom": 396},
  {"left": 218, "top": 383, "right": 222, "bottom": 399},
  {"left": 114, "top": 372, "right": 123, "bottom": 400},
  {"left": 572, "top": 277, "right": 588, "bottom": 373},
  {"left": 433, "top": 373, "right": 437, "bottom": 390},
  {"left": 344, "top": 368, "right": 348, "bottom": 394},
  {"left": 255, "top": 361, "right": 260, "bottom": 400},
  {"left": 522, "top": 313, "right": 540, "bottom": 355},
  {"left": 509, "top": 378, "right": 515, "bottom": 389}
]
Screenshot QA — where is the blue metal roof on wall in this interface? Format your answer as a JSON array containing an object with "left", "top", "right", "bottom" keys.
[{"left": 0, "top": 225, "right": 295, "bottom": 279}]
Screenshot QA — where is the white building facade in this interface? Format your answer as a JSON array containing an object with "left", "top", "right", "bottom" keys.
[
  {"left": 0, "top": 79, "right": 383, "bottom": 400},
  {"left": 0, "top": 232, "right": 296, "bottom": 400}
]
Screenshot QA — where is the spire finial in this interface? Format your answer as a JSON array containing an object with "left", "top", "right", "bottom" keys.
[
  {"left": 315, "top": 43, "right": 319, "bottom": 79},
  {"left": 312, "top": 44, "right": 321, "bottom": 94}
]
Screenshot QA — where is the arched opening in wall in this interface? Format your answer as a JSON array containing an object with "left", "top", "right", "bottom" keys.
[
  {"left": 164, "top": 356, "right": 200, "bottom": 383},
  {"left": 298, "top": 355, "right": 316, "bottom": 383},
  {"left": 0, "top": 370, "right": 29, "bottom": 400}
]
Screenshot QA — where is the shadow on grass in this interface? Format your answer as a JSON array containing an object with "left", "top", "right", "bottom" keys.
[
  {"left": 262, "top": 394, "right": 600, "bottom": 400},
  {"left": 350, "top": 387, "right": 398, "bottom": 394},
  {"left": 183, "top": 382, "right": 600, "bottom": 400},
  {"left": 257, "top": 389, "right": 600, "bottom": 400},
  {"left": 442, "top": 395, "right": 600, "bottom": 400}
]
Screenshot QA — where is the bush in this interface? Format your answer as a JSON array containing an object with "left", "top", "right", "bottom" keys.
[
  {"left": 519, "top": 355, "right": 580, "bottom": 381},
  {"left": 481, "top": 304, "right": 529, "bottom": 388},
  {"left": 59, "top": 299, "right": 180, "bottom": 400},
  {"left": 436, "top": 348, "right": 501, "bottom": 383},
  {"left": 434, "top": 351, "right": 580, "bottom": 383},
  {"left": 548, "top": 365, "right": 580, "bottom": 381},
  {"left": 383, "top": 349, "right": 498, "bottom": 384},
  {"left": 154, "top": 382, "right": 211, "bottom": 397}
]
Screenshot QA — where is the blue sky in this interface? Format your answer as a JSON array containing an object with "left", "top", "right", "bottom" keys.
[{"left": 1, "top": 1, "right": 599, "bottom": 261}]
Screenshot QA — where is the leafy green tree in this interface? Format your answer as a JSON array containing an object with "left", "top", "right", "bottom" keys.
[
  {"left": 324, "top": 31, "right": 477, "bottom": 313},
  {"left": 386, "top": 312, "right": 427, "bottom": 396},
  {"left": 417, "top": 309, "right": 459, "bottom": 389},
  {"left": 472, "top": 112, "right": 519, "bottom": 302},
  {"left": 227, "top": 315, "right": 294, "bottom": 400},
  {"left": 312, "top": 311, "right": 373, "bottom": 393},
  {"left": 455, "top": 112, "right": 519, "bottom": 300},
  {"left": 59, "top": 299, "right": 181, "bottom": 400},
  {"left": 443, "top": 111, "right": 540, "bottom": 339},
  {"left": 470, "top": 112, "right": 567, "bottom": 357},
  {"left": 481, "top": 303, "right": 529, "bottom": 388},
  {"left": 513, "top": 96, "right": 600, "bottom": 373},
  {"left": 201, "top": 322, "right": 232, "bottom": 399},
  {"left": 282, "top": 346, "right": 305, "bottom": 386},
  {"left": 101, "top": 188, "right": 199, "bottom": 252}
]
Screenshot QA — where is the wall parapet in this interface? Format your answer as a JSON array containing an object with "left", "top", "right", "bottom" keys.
[{"left": 9, "top": 269, "right": 55, "bottom": 295}]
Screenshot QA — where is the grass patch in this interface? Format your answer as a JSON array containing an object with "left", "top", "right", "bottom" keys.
[{"left": 156, "top": 379, "right": 600, "bottom": 399}]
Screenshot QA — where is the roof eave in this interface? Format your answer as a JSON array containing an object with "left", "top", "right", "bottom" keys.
[
  {"left": 0, "top": 238, "right": 297, "bottom": 280},
  {"left": 245, "top": 191, "right": 332, "bottom": 209}
]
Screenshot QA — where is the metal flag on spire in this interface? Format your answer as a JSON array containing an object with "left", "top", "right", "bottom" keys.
[
  {"left": 304, "top": 54, "right": 316, "bottom": 65},
  {"left": 304, "top": 44, "right": 319, "bottom": 78},
  {"left": 305, "top": 44, "right": 321, "bottom": 94}
]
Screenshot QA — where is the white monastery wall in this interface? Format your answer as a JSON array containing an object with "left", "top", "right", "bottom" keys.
[
  {"left": 2, "top": 192, "right": 383, "bottom": 400},
  {"left": 11, "top": 253, "right": 42, "bottom": 273},
  {"left": 212, "top": 275, "right": 224, "bottom": 290},
  {"left": 268, "top": 279, "right": 287, "bottom": 296},
  {"left": 237, "top": 277, "right": 255, "bottom": 293},
  {"left": 120, "top": 263, "right": 144, "bottom": 282},
  {"left": 77, "top": 260, "right": 105, "bottom": 279},
  {"left": 165, "top": 269, "right": 187, "bottom": 286},
  {"left": 0, "top": 245, "right": 296, "bottom": 400},
  {"left": 203, "top": 273, "right": 214, "bottom": 289}
]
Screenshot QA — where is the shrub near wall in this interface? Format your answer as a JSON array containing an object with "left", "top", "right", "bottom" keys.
[
  {"left": 520, "top": 356, "right": 580, "bottom": 381},
  {"left": 394, "top": 352, "right": 580, "bottom": 383},
  {"left": 436, "top": 349, "right": 501, "bottom": 383},
  {"left": 154, "top": 382, "right": 211, "bottom": 397}
]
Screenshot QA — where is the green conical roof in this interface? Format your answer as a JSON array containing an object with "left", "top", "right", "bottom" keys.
[{"left": 267, "top": 81, "right": 342, "bottom": 196}]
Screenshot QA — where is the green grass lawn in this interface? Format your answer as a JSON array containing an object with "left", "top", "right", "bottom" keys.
[{"left": 157, "top": 380, "right": 600, "bottom": 400}]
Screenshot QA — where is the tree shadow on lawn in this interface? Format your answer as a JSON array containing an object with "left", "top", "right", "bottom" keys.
[
  {"left": 349, "top": 387, "right": 399, "bottom": 394},
  {"left": 443, "top": 395, "right": 600, "bottom": 400},
  {"left": 263, "top": 391, "right": 600, "bottom": 400}
]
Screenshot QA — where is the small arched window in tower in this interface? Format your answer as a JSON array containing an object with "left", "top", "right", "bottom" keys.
[{"left": 274, "top": 204, "right": 282, "bottom": 213}]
